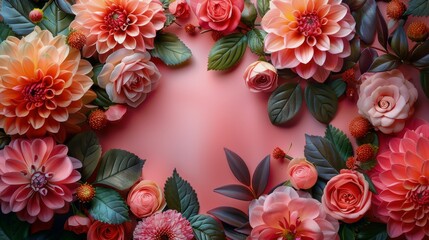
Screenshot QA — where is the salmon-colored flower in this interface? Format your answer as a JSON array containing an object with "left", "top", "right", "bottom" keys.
[
  {"left": 370, "top": 122, "right": 429, "bottom": 239},
  {"left": 261, "top": 0, "right": 355, "bottom": 82},
  {"left": 0, "top": 27, "right": 93, "bottom": 140},
  {"left": 0, "top": 138, "right": 81, "bottom": 223},
  {"left": 64, "top": 215, "right": 91, "bottom": 234},
  {"left": 70, "top": 0, "right": 166, "bottom": 62},
  {"left": 127, "top": 180, "right": 166, "bottom": 218},
  {"left": 286, "top": 157, "right": 318, "bottom": 190}
]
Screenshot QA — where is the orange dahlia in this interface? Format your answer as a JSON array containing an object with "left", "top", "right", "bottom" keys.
[
  {"left": 261, "top": 0, "right": 356, "bottom": 82},
  {"left": 70, "top": 0, "right": 166, "bottom": 63},
  {"left": 0, "top": 27, "right": 93, "bottom": 140}
]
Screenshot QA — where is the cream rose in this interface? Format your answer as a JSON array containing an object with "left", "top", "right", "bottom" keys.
[
  {"left": 357, "top": 69, "right": 418, "bottom": 134},
  {"left": 286, "top": 158, "right": 318, "bottom": 190},
  {"left": 127, "top": 180, "right": 166, "bottom": 218},
  {"left": 98, "top": 49, "right": 161, "bottom": 108},
  {"left": 243, "top": 61, "right": 278, "bottom": 92}
]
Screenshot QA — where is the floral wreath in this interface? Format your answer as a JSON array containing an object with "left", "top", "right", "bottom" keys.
[{"left": 0, "top": 0, "right": 428, "bottom": 239}]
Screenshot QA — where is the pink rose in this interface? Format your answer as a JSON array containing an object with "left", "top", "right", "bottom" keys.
[
  {"left": 127, "top": 180, "right": 166, "bottom": 218},
  {"left": 286, "top": 158, "right": 318, "bottom": 190},
  {"left": 87, "top": 221, "right": 126, "bottom": 240},
  {"left": 357, "top": 69, "right": 418, "bottom": 134},
  {"left": 243, "top": 61, "right": 278, "bottom": 92},
  {"left": 169, "top": 0, "right": 190, "bottom": 19},
  {"left": 98, "top": 49, "right": 161, "bottom": 108},
  {"left": 191, "top": 0, "right": 244, "bottom": 33},
  {"left": 64, "top": 215, "right": 91, "bottom": 235},
  {"left": 322, "top": 169, "right": 372, "bottom": 223}
]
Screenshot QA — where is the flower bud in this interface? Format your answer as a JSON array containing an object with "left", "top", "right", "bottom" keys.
[{"left": 29, "top": 8, "right": 43, "bottom": 23}]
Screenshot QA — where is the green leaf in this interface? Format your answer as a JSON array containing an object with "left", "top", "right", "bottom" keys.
[
  {"left": 353, "top": 0, "right": 377, "bottom": 44},
  {"left": 356, "top": 131, "right": 379, "bottom": 148},
  {"left": 246, "top": 29, "right": 267, "bottom": 56},
  {"left": 95, "top": 149, "right": 145, "bottom": 191},
  {"left": 39, "top": 2, "right": 74, "bottom": 36},
  {"left": 54, "top": 0, "right": 74, "bottom": 15},
  {"left": 340, "top": 224, "right": 356, "bottom": 240},
  {"left": 152, "top": 32, "right": 192, "bottom": 66},
  {"left": 375, "top": 7, "right": 388, "bottom": 50},
  {"left": 164, "top": 169, "right": 200, "bottom": 219},
  {"left": 0, "top": 212, "right": 30, "bottom": 240},
  {"left": 190, "top": 215, "right": 226, "bottom": 240},
  {"left": 257, "top": 0, "right": 269, "bottom": 17},
  {"left": 344, "top": 38, "right": 361, "bottom": 63},
  {"left": 363, "top": 173, "right": 378, "bottom": 194},
  {"left": 311, "top": 179, "right": 326, "bottom": 202},
  {"left": 67, "top": 131, "right": 102, "bottom": 181},
  {"left": 368, "top": 54, "right": 400, "bottom": 72},
  {"left": 164, "top": 13, "right": 176, "bottom": 27},
  {"left": 0, "top": 22, "right": 15, "bottom": 42},
  {"left": 208, "top": 207, "right": 248, "bottom": 228},
  {"left": 359, "top": 159, "right": 376, "bottom": 171},
  {"left": 325, "top": 125, "right": 353, "bottom": 161},
  {"left": 268, "top": 83, "right": 302, "bottom": 125},
  {"left": 0, "top": 129, "right": 10, "bottom": 150},
  {"left": 359, "top": 48, "right": 378, "bottom": 74},
  {"left": 2, "top": 0, "right": 36, "bottom": 35},
  {"left": 241, "top": 0, "right": 257, "bottom": 27},
  {"left": 208, "top": 33, "right": 247, "bottom": 70},
  {"left": 304, "top": 135, "right": 344, "bottom": 181},
  {"left": 305, "top": 82, "right": 338, "bottom": 124},
  {"left": 421, "top": 70, "right": 429, "bottom": 98},
  {"left": 278, "top": 68, "right": 298, "bottom": 80},
  {"left": 405, "top": 0, "right": 429, "bottom": 17},
  {"left": 356, "top": 222, "right": 388, "bottom": 240},
  {"left": 327, "top": 79, "right": 347, "bottom": 98},
  {"left": 410, "top": 40, "right": 429, "bottom": 68},
  {"left": 214, "top": 184, "right": 255, "bottom": 201},
  {"left": 92, "top": 64, "right": 104, "bottom": 85},
  {"left": 390, "top": 24, "right": 408, "bottom": 59},
  {"left": 89, "top": 187, "right": 129, "bottom": 224},
  {"left": 91, "top": 86, "right": 115, "bottom": 108}
]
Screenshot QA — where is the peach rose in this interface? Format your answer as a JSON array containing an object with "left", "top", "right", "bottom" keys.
[
  {"left": 87, "top": 221, "right": 125, "bottom": 240},
  {"left": 97, "top": 49, "right": 161, "bottom": 108},
  {"left": 127, "top": 180, "right": 166, "bottom": 218},
  {"left": 321, "top": 169, "right": 372, "bottom": 223},
  {"left": 64, "top": 215, "right": 91, "bottom": 234},
  {"left": 169, "top": 0, "right": 190, "bottom": 19},
  {"left": 357, "top": 69, "right": 418, "bottom": 134},
  {"left": 191, "top": 0, "right": 244, "bottom": 33},
  {"left": 286, "top": 158, "right": 318, "bottom": 190},
  {"left": 243, "top": 61, "right": 278, "bottom": 92}
]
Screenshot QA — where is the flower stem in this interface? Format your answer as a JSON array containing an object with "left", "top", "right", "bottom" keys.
[{"left": 41, "top": 0, "right": 54, "bottom": 11}]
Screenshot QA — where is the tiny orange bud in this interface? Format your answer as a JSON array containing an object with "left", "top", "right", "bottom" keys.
[
  {"left": 185, "top": 24, "right": 196, "bottom": 35},
  {"left": 76, "top": 183, "right": 96, "bottom": 203},
  {"left": 386, "top": 0, "right": 406, "bottom": 20},
  {"left": 349, "top": 116, "right": 371, "bottom": 138},
  {"left": 407, "top": 21, "right": 428, "bottom": 42},
  {"left": 272, "top": 147, "right": 286, "bottom": 159},
  {"left": 67, "top": 31, "right": 86, "bottom": 50},
  {"left": 88, "top": 109, "right": 107, "bottom": 130},
  {"left": 342, "top": 69, "right": 356, "bottom": 83},
  {"left": 29, "top": 8, "right": 43, "bottom": 23},
  {"left": 346, "top": 157, "right": 357, "bottom": 169},
  {"left": 356, "top": 144, "right": 375, "bottom": 162}
]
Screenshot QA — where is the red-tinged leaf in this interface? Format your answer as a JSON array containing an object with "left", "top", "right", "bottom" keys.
[
  {"left": 251, "top": 155, "right": 270, "bottom": 197},
  {"left": 208, "top": 207, "right": 248, "bottom": 228},
  {"left": 410, "top": 40, "right": 429, "bottom": 68},
  {"left": 376, "top": 7, "right": 388, "bottom": 50},
  {"left": 342, "top": 0, "right": 366, "bottom": 11},
  {"left": 235, "top": 222, "right": 252, "bottom": 235},
  {"left": 368, "top": 54, "right": 400, "bottom": 72},
  {"left": 224, "top": 148, "right": 251, "bottom": 186},
  {"left": 359, "top": 48, "right": 378, "bottom": 74},
  {"left": 390, "top": 24, "right": 408, "bottom": 59},
  {"left": 353, "top": 0, "right": 377, "bottom": 44},
  {"left": 214, "top": 184, "right": 254, "bottom": 201}
]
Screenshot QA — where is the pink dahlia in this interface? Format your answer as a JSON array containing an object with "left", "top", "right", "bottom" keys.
[
  {"left": 261, "top": 0, "right": 356, "bottom": 82},
  {"left": 371, "top": 122, "right": 429, "bottom": 239},
  {"left": 70, "top": 0, "right": 166, "bottom": 63},
  {"left": 0, "top": 27, "right": 93, "bottom": 141},
  {"left": 133, "top": 209, "right": 194, "bottom": 240},
  {"left": 249, "top": 186, "right": 339, "bottom": 240},
  {"left": 0, "top": 138, "right": 81, "bottom": 223}
]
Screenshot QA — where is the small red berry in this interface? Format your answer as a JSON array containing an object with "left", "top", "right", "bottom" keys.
[
  {"left": 407, "top": 21, "right": 428, "bottom": 42},
  {"left": 211, "top": 31, "right": 223, "bottom": 41},
  {"left": 76, "top": 183, "right": 96, "bottom": 203},
  {"left": 346, "top": 156, "right": 357, "bottom": 169},
  {"left": 356, "top": 144, "right": 375, "bottom": 162},
  {"left": 29, "top": 8, "right": 43, "bottom": 24},
  {"left": 67, "top": 31, "right": 86, "bottom": 50},
  {"left": 88, "top": 109, "right": 107, "bottom": 130},
  {"left": 349, "top": 116, "right": 371, "bottom": 138},
  {"left": 185, "top": 24, "right": 196, "bottom": 35},
  {"left": 386, "top": 0, "right": 406, "bottom": 20},
  {"left": 342, "top": 69, "right": 356, "bottom": 83},
  {"left": 272, "top": 147, "right": 286, "bottom": 159}
]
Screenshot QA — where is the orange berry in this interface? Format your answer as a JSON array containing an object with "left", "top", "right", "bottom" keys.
[
  {"left": 76, "top": 183, "right": 96, "bottom": 203},
  {"left": 386, "top": 0, "right": 406, "bottom": 20},
  {"left": 346, "top": 156, "right": 356, "bottom": 169},
  {"left": 349, "top": 116, "right": 371, "bottom": 138},
  {"left": 67, "top": 31, "right": 86, "bottom": 50},
  {"left": 29, "top": 8, "right": 43, "bottom": 23},
  {"left": 356, "top": 144, "right": 375, "bottom": 162},
  {"left": 272, "top": 147, "right": 286, "bottom": 159},
  {"left": 88, "top": 109, "right": 107, "bottom": 130},
  {"left": 342, "top": 69, "right": 356, "bottom": 83},
  {"left": 185, "top": 24, "right": 196, "bottom": 35},
  {"left": 407, "top": 21, "right": 428, "bottom": 42}
]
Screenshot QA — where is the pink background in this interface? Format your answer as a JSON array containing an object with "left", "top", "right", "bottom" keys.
[{"left": 99, "top": 3, "right": 429, "bottom": 214}]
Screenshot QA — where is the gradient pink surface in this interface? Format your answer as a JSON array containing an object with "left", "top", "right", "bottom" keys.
[{"left": 98, "top": 5, "right": 429, "bottom": 214}]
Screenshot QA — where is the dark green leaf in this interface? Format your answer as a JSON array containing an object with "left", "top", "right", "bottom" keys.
[
  {"left": 208, "top": 33, "right": 247, "bottom": 70},
  {"left": 164, "top": 169, "right": 200, "bottom": 219},
  {"left": 91, "top": 86, "right": 115, "bottom": 108},
  {"left": 304, "top": 135, "right": 344, "bottom": 181},
  {"left": 390, "top": 24, "right": 408, "bottom": 59},
  {"left": 252, "top": 155, "right": 270, "bottom": 197},
  {"left": 235, "top": 222, "right": 251, "bottom": 235},
  {"left": 214, "top": 184, "right": 254, "bottom": 201},
  {"left": 2, "top": 0, "right": 36, "bottom": 35},
  {"left": 164, "top": 13, "right": 176, "bottom": 27},
  {"left": 0, "top": 212, "right": 30, "bottom": 240},
  {"left": 344, "top": 38, "right": 361, "bottom": 63},
  {"left": 223, "top": 224, "right": 248, "bottom": 240},
  {"left": 160, "top": 0, "right": 170, "bottom": 8},
  {"left": 0, "top": 129, "right": 10, "bottom": 150},
  {"left": 152, "top": 32, "right": 192, "bottom": 66},
  {"left": 268, "top": 83, "right": 302, "bottom": 125},
  {"left": 257, "top": 0, "right": 269, "bottom": 17},
  {"left": 421, "top": 70, "right": 429, "bottom": 98},
  {"left": 353, "top": 0, "right": 376, "bottom": 44},
  {"left": 375, "top": 7, "right": 388, "bottom": 50},
  {"left": 0, "top": 22, "right": 15, "bottom": 42},
  {"left": 208, "top": 207, "right": 248, "bottom": 228},
  {"left": 89, "top": 187, "right": 129, "bottom": 224},
  {"left": 246, "top": 29, "right": 267, "bottom": 56},
  {"left": 241, "top": 0, "right": 257, "bottom": 27},
  {"left": 54, "top": 0, "right": 74, "bottom": 15},
  {"left": 342, "top": 0, "right": 367, "bottom": 11},
  {"left": 363, "top": 173, "right": 378, "bottom": 194},
  {"left": 340, "top": 224, "right": 356, "bottom": 240},
  {"left": 95, "top": 149, "right": 145, "bottom": 191},
  {"left": 327, "top": 79, "right": 347, "bottom": 98},
  {"left": 404, "top": 0, "right": 429, "bottom": 17},
  {"left": 368, "top": 54, "right": 400, "bottom": 72},
  {"left": 92, "top": 64, "right": 104, "bottom": 85},
  {"left": 39, "top": 2, "right": 74, "bottom": 36},
  {"left": 67, "top": 131, "right": 102, "bottom": 181},
  {"left": 305, "top": 82, "right": 338, "bottom": 124},
  {"left": 359, "top": 48, "right": 378, "bottom": 74},
  {"left": 277, "top": 68, "right": 298, "bottom": 80},
  {"left": 224, "top": 148, "right": 251, "bottom": 186},
  {"left": 311, "top": 179, "right": 326, "bottom": 202},
  {"left": 410, "top": 40, "right": 429, "bottom": 68},
  {"left": 190, "top": 215, "right": 226, "bottom": 240},
  {"left": 356, "top": 131, "right": 379, "bottom": 147},
  {"left": 356, "top": 222, "right": 388, "bottom": 240},
  {"left": 325, "top": 125, "right": 353, "bottom": 161},
  {"left": 359, "top": 159, "right": 376, "bottom": 171}
]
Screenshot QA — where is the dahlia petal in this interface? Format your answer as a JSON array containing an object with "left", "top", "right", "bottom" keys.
[
  {"left": 416, "top": 137, "right": 429, "bottom": 160},
  {"left": 313, "top": 67, "right": 330, "bottom": 82},
  {"left": 38, "top": 208, "right": 54, "bottom": 222},
  {"left": 326, "top": 4, "right": 347, "bottom": 22},
  {"left": 27, "top": 195, "right": 41, "bottom": 216},
  {"left": 41, "top": 190, "right": 65, "bottom": 209},
  {"left": 295, "top": 62, "right": 317, "bottom": 79},
  {"left": 13, "top": 185, "right": 33, "bottom": 203},
  {"left": 328, "top": 38, "right": 344, "bottom": 54},
  {"left": 317, "top": 4, "right": 331, "bottom": 18},
  {"left": 265, "top": 34, "right": 286, "bottom": 52},
  {"left": 322, "top": 21, "right": 341, "bottom": 35},
  {"left": 316, "top": 34, "right": 330, "bottom": 51},
  {"left": 295, "top": 43, "right": 314, "bottom": 64},
  {"left": 404, "top": 151, "right": 424, "bottom": 170},
  {"left": 1, "top": 172, "right": 29, "bottom": 185},
  {"left": 292, "top": 0, "right": 308, "bottom": 12},
  {"left": 285, "top": 31, "right": 305, "bottom": 48}
]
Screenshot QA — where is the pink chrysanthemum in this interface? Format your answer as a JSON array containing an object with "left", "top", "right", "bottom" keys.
[
  {"left": 261, "top": 0, "right": 356, "bottom": 82},
  {"left": 133, "top": 210, "right": 194, "bottom": 240},
  {"left": 0, "top": 138, "right": 81, "bottom": 223},
  {"left": 371, "top": 121, "right": 429, "bottom": 239},
  {"left": 70, "top": 0, "right": 166, "bottom": 63}
]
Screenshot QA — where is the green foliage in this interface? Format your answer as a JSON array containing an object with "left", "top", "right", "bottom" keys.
[
  {"left": 305, "top": 82, "right": 338, "bottom": 124},
  {"left": 268, "top": 83, "right": 302, "bottom": 125},
  {"left": 256, "top": 0, "right": 270, "bottom": 17},
  {"left": 368, "top": 54, "right": 400, "bottom": 72},
  {"left": 2, "top": 0, "right": 36, "bottom": 35},
  {"left": 151, "top": 32, "right": 192, "bottom": 66},
  {"left": 390, "top": 24, "right": 408, "bottom": 59},
  {"left": 190, "top": 215, "right": 226, "bottom": 240},
  {"left": 246, "top": 29, "right": 267, "bottom": 56},
  {"left": 208, "top": 33, "right": 247, "bottom": 70},
  {"left": 353, "top": 0, "right": 376, "bottom": 44},
  {"left": 327, "top": 79, "right": 347, "bottom": 98},
  {"left": 89, "top": 187, "right": 129, "bottom": 224},
  {"left": 325, "top": 125, "right": 353, "bottom": 161},
  {"left": 421, "top": 70, "right": 429, "bottom": 98},
  {"left": 241, "top": 0, "right": 257, "bottom": 27},
  {"left": 405, "top": 0, "right": 429, "bottom": 17},
  {"left": 39, "top": 1, "right": 74, "bottom": 36},
  {"left": 0, "top": 212, "right": 30, "bottom": 240},
  {"left": 0, "top": 22, "right": 15, "bottom": 42}
]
